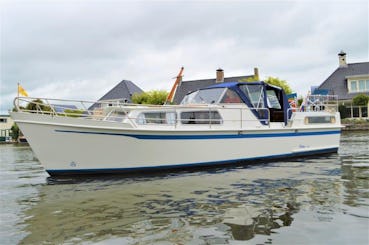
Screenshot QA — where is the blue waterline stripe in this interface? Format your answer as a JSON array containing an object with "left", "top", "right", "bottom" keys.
[
  {"left": 47, "top": 147, "right": 339, "bottom": 175},
  {"left": 55, "top": 129, "right": 341, "bottom": 140}
]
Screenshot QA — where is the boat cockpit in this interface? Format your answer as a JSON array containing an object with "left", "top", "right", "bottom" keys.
[{"left": 181, "top": 81, "right": 291, "bottom": 124}]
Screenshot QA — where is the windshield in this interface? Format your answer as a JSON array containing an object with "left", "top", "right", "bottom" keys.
[
  {"left": 239, "top": 84, "right": 265, "bottom": 108},
  {"left": 181, "top": 88, "right": 226, "bottom": 105}
]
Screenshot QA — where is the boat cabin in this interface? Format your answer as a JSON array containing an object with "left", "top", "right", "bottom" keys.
[{"left": 181, "top": 81, "right": 291, "bottom": 124}]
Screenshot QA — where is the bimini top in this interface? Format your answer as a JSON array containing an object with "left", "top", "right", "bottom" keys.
[{"left": 181, "top": 81, "right": 291, "bottom": 124}]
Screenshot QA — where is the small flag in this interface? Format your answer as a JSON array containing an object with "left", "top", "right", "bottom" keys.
[{"left": 18, "top": 84, "right": 28, "bottom": 97}]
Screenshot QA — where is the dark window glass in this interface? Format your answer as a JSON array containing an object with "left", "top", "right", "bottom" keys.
[
  {"left": 181, "top": 111, "right": 222, "bottom": 124},
  {"left": 306, "top": 116, "right": 334, "bottom": 124}
]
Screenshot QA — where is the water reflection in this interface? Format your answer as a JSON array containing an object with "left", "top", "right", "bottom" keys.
[
  {"left": 1, "top": 131, "right": 368, "bottom": 244},
  {"left": 19, "top": 158, "right": 362, "bottom": 245}
]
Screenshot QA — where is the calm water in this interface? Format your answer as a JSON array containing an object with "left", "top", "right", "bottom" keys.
[{"left": 0, "top": 131, "right": 368, "bottom": 245}]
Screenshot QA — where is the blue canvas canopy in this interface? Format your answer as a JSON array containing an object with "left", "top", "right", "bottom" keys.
[{"left": 206, "top": 81, "right": 291, "bottom": 125}]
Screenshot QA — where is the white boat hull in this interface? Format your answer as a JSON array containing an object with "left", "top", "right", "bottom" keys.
[{"left": 11, "top": 112, "right": 341, "bottom": 176}]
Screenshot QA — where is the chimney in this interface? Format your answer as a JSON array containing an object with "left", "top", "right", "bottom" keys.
[
  {"left": 254, "top": 67, "right": 259, "bottom": 80},
  {"left": 338, "top": 50, "right": 347, "bottom": 68},
  {"left": 216, "top": 68, "right": 224, "bottom": 83}
]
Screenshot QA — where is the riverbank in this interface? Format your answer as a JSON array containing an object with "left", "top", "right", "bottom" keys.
[{"left": 342, "top": 118, "right": 369, "bottom": 131}]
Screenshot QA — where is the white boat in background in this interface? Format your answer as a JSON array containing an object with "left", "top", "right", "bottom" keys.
[{"left": 10, "top": 82, "right": 342, "bottom": 176}]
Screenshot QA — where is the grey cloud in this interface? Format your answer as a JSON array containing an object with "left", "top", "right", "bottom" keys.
[{"left": 1, "top": 0, "right": 368, "bottom": 113}]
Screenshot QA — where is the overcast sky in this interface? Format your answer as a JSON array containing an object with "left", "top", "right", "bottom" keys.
[{"left": 1, "top": 0, "right": 368, "bottom": 113}]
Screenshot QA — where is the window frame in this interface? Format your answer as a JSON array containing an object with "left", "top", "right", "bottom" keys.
[
  {"left": 180, "top": 110, "right": 223, "bottom": 125},
  {"left": 136, "top": 111, "right": 177, "bottom": 125},
  {"left": 348, "top": 78, "right": 369, "bottom": 93}
]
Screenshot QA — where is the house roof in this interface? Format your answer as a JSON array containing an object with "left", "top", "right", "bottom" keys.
[
  {"left": 318, "top": 62, "right": 369, "bottom": 100},
  {"left": 89, "top": 80, "right": 144, "bottom": 110},
  {"left": 98, "top": 80, "right": 144, "bottom": 102},
  {"left": 172, "top": 75, "right": 255, "bottom": 104}
]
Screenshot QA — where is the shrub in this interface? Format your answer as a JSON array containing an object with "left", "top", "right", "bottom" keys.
[
  {"left": 352, "top": 94, "right": 369, "bottom": 106},
  {"left": 132, "top": 90, "right": 169, "bottom": 105}
]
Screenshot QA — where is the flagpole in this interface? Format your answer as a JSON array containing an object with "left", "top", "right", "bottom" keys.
[{"left": 17, "top": 83, "right": 19, "bottom": 109}]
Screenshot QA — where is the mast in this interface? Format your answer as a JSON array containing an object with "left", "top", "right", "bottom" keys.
[{"left": 166, "top": 67, "right": 184, "bottom": 104}]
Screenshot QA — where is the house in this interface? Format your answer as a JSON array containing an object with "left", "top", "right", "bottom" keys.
[
  {"left": 318, "top": 51, "right": 369, "bottom": 118},
  {"left": 0, "top": 114, "right": 14, "bottom": 142},
  {"left": 171, "top": 68, "right": 260, "bottom": 104},
  {"left": 89, "top": 80, "right": 144, "bottom": 110}
]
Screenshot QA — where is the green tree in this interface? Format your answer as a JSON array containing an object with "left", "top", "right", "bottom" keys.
[
  {"left": 240, "top": 76, "right": 294, "bottom": 94},
  {"left": 264, "top": 77, "right": 293, "bottom": 94},
  {"left": 26, "top": 99, "right": 52, "bottom": 112},
  {"left": 10, "top": 123, "right": 19, "bottom": 140},
  {"left": 239, "top": 76, "right": 259, "bottom": 83},
  {"left": 352, "top": 94, "right": 369, "bottom": 106},
  {"left": 131, "top": 90, "right": 169, "bottom": 105},
  {"left": 63, "top": 109, "right": 85, "bottom": 117}
]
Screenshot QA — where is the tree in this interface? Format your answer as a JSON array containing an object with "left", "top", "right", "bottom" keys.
[
  {"left": 131, "top": 90, "right": 169, "bottom": 105},
  {"left": 63, "top": 109, "right": 85, "bottom": 117},
  {"left": 25, "top": 99, "right": 51, "bottom": 112},
  {"left": 240, "top": 76, "right": 294, "bottom": 94},
  {"left": 352, "top": 94, "right": 369, "bottom": 106},
  {"left": 264, "top": 77, "right": 293, "bottom": 95},
  {"left": 10, "top": 123, "right": 19, "bottom": 140},
  {"left": 239, "top": 76, "right": 259, "bottom": 83}
]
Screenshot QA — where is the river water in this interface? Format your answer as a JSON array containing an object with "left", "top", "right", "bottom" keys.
[{"left": 0, "top": 131, "right": 368, "bottom": 244}]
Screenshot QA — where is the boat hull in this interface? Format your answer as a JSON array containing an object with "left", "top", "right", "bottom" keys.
[{"left": 11, "top": 112, "right": 341, "bottom": 176}]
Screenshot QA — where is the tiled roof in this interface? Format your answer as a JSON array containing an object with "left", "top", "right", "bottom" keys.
[
  {"left": 89, "top": 80, "right": 144, "bottom": 110},
  {"left": 318, "top": 62, "right": 369, "bottom": 100},
  {"left": 98, "top": 80, "right": 144, "bottom": 102},
  {"left": 172, "top": 75, "right": 254, "bottom": 104}
]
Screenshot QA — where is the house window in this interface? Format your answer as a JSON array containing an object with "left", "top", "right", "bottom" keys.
[
  {"left": 350, "top": 80, "right": 357, "bottom": 92},
  {"left": 348, "top": 79, "right": 369, "bottom": 93},
  {"left": 0, "top": 118, "right": 7, "bottom": 123},
  {"left": 359, "top": 80, "right": 365, "bottom": 91}
]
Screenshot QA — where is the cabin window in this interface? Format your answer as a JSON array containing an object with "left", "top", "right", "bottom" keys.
[
  {"left": 266, "top": 90, "right": 281, "bottom": 109},
  {"left": 137, "top": 112, "right": 176, "bottom": 125},
  {"left": 180, "top": 111, "right": 222, "bottom": 124},
  {"left": 220, "top": 89, "right": 242, "bottom": 103},
  {"left": 304, "top": 116, "right": 336, "bottom": 124},
  {"left": 105, "top": 110, "right": 127, "bottom": 122},
  {"left": 181, "top": 88, "right": 226, "bottom": 105}
]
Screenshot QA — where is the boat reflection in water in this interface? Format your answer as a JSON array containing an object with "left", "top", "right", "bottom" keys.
[
  {"left": 17, "top": 146, "right": 369, "bottom": 245},
  {"left": 224, "top": 203, "right": 295, "bottom": 241}
]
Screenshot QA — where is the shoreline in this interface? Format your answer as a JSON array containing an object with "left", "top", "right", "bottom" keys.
[
  {"left": 342, "top": 124, "right": 369, "bottom": 131},
  {"left": 341, "top": 119, "right": 369, "bottom": 131}
]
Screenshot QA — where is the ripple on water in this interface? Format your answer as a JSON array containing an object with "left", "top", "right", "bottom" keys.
[{"left": 1, "top": 132, "right": 369, "bottom": 244}]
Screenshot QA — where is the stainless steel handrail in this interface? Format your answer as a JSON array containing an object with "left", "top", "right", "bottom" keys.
[{"left": 13, "top": 97, "right": 273, "bottom": 129}]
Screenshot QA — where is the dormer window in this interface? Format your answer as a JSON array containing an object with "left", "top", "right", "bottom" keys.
[{"left": 348, "top": 78, "right": 369, "bottom": 93}]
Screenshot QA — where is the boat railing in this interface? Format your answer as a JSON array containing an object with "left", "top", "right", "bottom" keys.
[
  {"left": 14, "top": 96, "right": 137, "bottom": 120},
  {"left": 299, "top": 94, "right": 338, "bottom": 112},
  {"left": 14, "top": 97, "right": 272, "bottom": 129}
]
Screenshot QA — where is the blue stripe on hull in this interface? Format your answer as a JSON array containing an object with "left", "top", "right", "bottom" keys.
[
  {"left": 55, "top": 129, "right": 341, "bottom": 140},
  {"left": 46, "top": 147, "right": 339, "bottom": 176}
]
